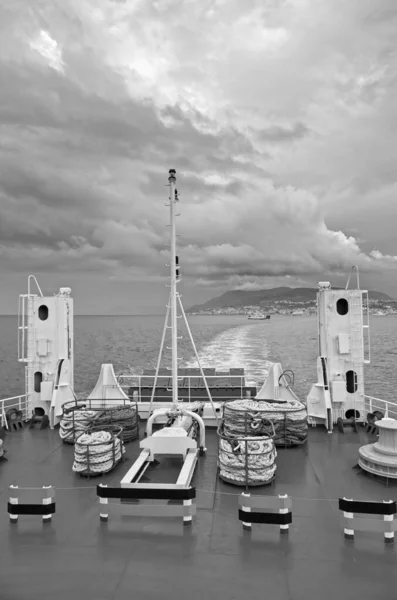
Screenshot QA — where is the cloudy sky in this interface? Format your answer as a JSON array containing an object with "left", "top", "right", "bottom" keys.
[{"left": 0, "top": 0, "right": 396, "bottom": 314}]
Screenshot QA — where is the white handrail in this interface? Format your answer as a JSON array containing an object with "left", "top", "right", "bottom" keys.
[
  {"left": 28, "top": 274, "right": 43, "bottom": 297},
  {"left": 0, "top": 394, "right": 27, "bottom": 402},
  {"left": 364, "top": 394, "right": 397, "bottom": 419},
  {"left": 118, "top": 374, "right": 246, "bottom": 381},
  {"left": 0, "top": 394, "right": 28, "bottom": 429}
]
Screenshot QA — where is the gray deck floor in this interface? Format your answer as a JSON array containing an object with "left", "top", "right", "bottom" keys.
[{"left": 0, "top": 425, "right": 396, "bottom": 600}]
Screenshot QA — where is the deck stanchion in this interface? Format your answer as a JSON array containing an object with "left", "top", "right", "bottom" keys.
[
  {"left": 183, "top": 498, "right": 193, "bottom": 527},
  {"left": 99, "top": 483, "right": 109, "bottom": 522},
  {"left": 238, "top": 493, "right": 292, "bottom": 533},
  {"left": 279, "top": 494, "right": 289, "bottom": 534},
  {"left": 42, "top": 485, "right": 53, "bottom": 524},
  {"left": 8, "top": 485, "right": 56, "bottom": 524},
  {"left": 339, "top": 497, "right": 397, "bottom": 543},
  {"left": 241, "top": 492, "right": 252, "bottom": 531},
  {"left": 9, "top": 485, "right": 18, "bottom": 524},
  {"left": 384, "top": 499, "right": 394, "bottom": 544},
  {"left": 342, "top": 497, "right": 355, "bottom": 540}
]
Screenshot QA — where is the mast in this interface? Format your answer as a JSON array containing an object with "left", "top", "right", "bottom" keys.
[
  {"left": 168, "top": 169, "right": 179, "bottom": 407},
  {"left": 147, "top": 169, "right": 218, "bottom": 425}
]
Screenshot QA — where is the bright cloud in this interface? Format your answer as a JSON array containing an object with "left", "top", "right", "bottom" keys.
[
  {"left": 30, "top": 30, "right": 65, "bottom": 73},
  {"left": 0, "top": 0, "right": 396, "bottom": 312}
]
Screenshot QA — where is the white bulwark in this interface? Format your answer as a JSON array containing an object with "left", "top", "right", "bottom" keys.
[
  {"left": 18, "top": 276, "right": 74, "bottom": 428},
  {"left": 307, "top": 280, "right": 370, "bottom": 431}
]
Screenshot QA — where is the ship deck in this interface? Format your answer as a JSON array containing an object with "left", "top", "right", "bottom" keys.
[{"left": 1, "top": 425, "right": 396, "bottom": 600}]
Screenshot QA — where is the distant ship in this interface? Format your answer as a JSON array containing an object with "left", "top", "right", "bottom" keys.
[
  {"left": 247, "top": 313, "right": 270, "bottom": 320},
  {"left": 292, "top": 310, "right": 304, "bottom": 316}
]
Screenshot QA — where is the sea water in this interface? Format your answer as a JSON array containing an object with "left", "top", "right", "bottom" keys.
[{"left": 0, "top": 314, "right": 395, "bottom": 404}]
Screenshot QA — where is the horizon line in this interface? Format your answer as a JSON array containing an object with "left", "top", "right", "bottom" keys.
[{"left": 0, "top": 313, "right": 169, "bottom": 317}]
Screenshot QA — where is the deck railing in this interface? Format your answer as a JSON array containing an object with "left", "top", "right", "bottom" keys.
[
  {"left": 364, "top": 395, "right": 397, "bottom": 421},
  {"left": 116, "top": 374, "right": 253, "bottom": 403},
  {"left": 0, "top": 395, "right": 28, "bottom": 429},
  {"left": 2, "top": 390, "right": 396, "bottom": 428}
]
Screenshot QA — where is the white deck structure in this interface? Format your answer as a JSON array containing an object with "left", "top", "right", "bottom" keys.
[{"left": 16, "top": 276, "right": 74, "bottom": 428}]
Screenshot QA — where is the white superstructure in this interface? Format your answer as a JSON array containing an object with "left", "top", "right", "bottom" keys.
[
  {"left": 307, "top": 273, "right": 370, "bottom": 431},
  {"left": 18, "top": 276, "right": 74, "bottom": 428}
]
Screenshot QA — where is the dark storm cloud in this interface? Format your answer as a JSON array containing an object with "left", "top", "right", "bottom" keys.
[{"left": 0, "top": 0, "right": 396, "bottom": 309}]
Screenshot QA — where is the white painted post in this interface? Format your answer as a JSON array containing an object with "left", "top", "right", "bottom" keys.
[
  {"left": 343, "top": 497, "right": 354, "bottom": 540},
  {"left": 42, "top": 485, "right": 53, "bottom": 524},
  {"left": 183, "top": 499, "right": 193, "bottom": 526},
  {"left": 279, "top": 494, "right": 289, "bottom": 534},
  {"left": 241, "top": 492, "right": 251, "bottom": 531},
  {"left": 1, "top": 403, "right": 7, "bottom": 430},
  {"left": 99, "top": 483, "right": 109, "bottom": 522},
  {"left": 384, "top": 500, "right": 394, "bottom": 544},
  {"left": 9, "top": 485, "right": 18, "bottom": 524}
]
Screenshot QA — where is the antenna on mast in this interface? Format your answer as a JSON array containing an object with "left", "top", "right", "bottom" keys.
[{"left": 168, "top": 169, "right": 179, "bottom": 407}]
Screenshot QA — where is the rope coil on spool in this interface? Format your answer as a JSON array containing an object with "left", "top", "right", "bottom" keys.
[
  {"left": 72, "top": 425, "right": 125, "bottom": 476},
  {"left": 223, "top": 398, "right": 308, "bottom": 446},
  {"left": 218, "top": 419, "right": 277, "bottom": 486},
  {"left": 60, "top": 400, "right": 139, "bottom": 444}
]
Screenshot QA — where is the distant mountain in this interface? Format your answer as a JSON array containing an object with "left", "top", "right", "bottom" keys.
[{"left": 187, "top": 287, "right": 393, "bottom": 312}]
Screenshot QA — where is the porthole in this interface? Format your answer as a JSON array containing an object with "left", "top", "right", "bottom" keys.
[
  {"left": 336, "top": 298, "right": 349, "bottom": 316},
  {"left": 346, "top": 370, "right": 358, "bottom": 394},
  {"left": 38, "top": 305, "right": 49, "bottom": 321},
  {"left": 34, "top": 371, "right": 43, "bottom": 393}
]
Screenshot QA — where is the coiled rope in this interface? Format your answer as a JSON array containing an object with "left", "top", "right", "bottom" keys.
[
  {"left": 60, "top": 402, "right": 139, "bottom": 444},
  {"left": 218, "top": 436, "right": 277, "bottom": 486},
  {"left": 223, "top": 398, "right": 308, "bottom": 446},
  {"left": 72, "top": 429, "right": 125, "bottom": 476},
  {"left": 218, "top": 416, "right": 277, "bottom": 486}
]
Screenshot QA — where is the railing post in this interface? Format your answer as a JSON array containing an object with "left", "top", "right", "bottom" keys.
[
  {"left": 279, "top": 494, "right": 289, "bottom": 535},
  {"left": 183, "top": 498, "right": 193, "bottom": 527},
  {"left": 343, "top": 497, "right": 354, "bottom": 540},
  {"left": 99, "top": 484, "right": 109, "bottom": 522},
  {"left": 42, "top": 485, "right": 53, "bottom": 524},
  {"left": 9, "top": 485, "right": 19, "bottom": 524},
  {"left": 241, "top": 492, "right": 251, "bottom": 531},
  {"left": 384, "top": 500, "right": 394, "bottom": 544},
  {"left": 1, "top": 403, "right": 6, "bottom": 430}
]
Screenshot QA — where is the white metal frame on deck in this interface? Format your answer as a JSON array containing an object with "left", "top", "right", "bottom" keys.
[{"left": 98, "top": 406, "right": 203, "bottom": 523}]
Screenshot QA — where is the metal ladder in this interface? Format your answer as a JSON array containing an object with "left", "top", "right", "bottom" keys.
[
  {"left": 18, "top": 295, "right": 35, "bottom": 420},
  {"left": 349, "top": 294, "right": 365, "bottom": 427}
]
